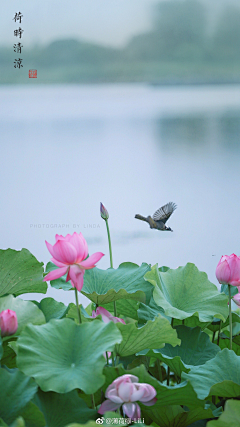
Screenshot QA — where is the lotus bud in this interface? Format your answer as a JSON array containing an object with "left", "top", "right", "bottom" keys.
[
  {"left": 0, "top": 309, "right": 18, "bottom": 337},
  {"left": 100, "top": 202, "right": 109, "bottom": 220},
  {"left": 216, "top": 254, "right": 240, "bottom": 287}
]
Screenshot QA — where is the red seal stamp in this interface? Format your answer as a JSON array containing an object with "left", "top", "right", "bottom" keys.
[{"left": 29, "top": 69, "right": 37, "bottom": 78}]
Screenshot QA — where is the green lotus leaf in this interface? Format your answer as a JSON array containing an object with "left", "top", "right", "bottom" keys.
[
  {"left": 159, "top": 266, "right": 170, "bottom": 272},
  {"left": 138, "top": 299, "right": 211, "bottom": 331},
  {"left": 137, "top": 298, "right": 171, "bottom": 324},
  {"left": 81, "top": 262, "right": 153, "bottom": 305},
  {"left": 126, "top": 355, "right": 151, "bottom": 371},
  {"left": 1, "top": 339, "right": 17, "bottom": 368},
  {"left": 33, "top": 297, "right": 68, "bottom": 322},
  {"left": 66, "top": 303, "right": 95, "bottom": 323},
  {"left": 16, "top": 318, "right": 122, "bottom": 394},
  {"left": 146, "top": 263, "right": 228, "bottom": 322},
  {"left": 206, "top": 399, "right": 240, "bottom": 427},
  {"left": 146, "top": 358, "right": 167, "bottom": 382},
  {"left": 102, "top": 365, "right": 205, "bottom": 410},
  {"left": 216, "top": 331, "right": 240, "bottom": 356},
  {"left": 65, "top": 423, "right": 98, "bottom": 427},
  {"left": 207, "top": 312, "right": 240, "bottom": 333},
  {"left": 102, "top": 299, "right": 140, "bottom": 320},
  {"left": 33, "top": 389, "right": 96, "bottom": 427},
  {"left": 218, "top": 338, "right": 240, "bottom": 356},
  {"left": 182, "top": 348, "right": 240, "bottom": 400},
  {"left": 145, "top": 404, "right": 188, "bottom": 427},
  {"left": 233, "top": 333, "right": 240, "bottom": 347},
  {"left": 0, "top": 249, "right": 47, "bottom": 297},
  {"left": 65, "top": 412, "right": 129, "bottom": 427},
  {"left": 0, "top": 367, "right": 38, "bottom": 424},
  {"left": 143, "top": 403, "right": 219, "bottom": 427},
  {"left": 47, "top": 262, "right": 153, "bottom": 305},
  {"left": 8, "top": 341, "right": 18, "bottom": 355},
  {"left": 173, "top": 317, "right": 211, "bottom": 330},
  {"left": 140, "top": 326, "right": 220, "bottom": 377},
  {"left": 77, "top": 387, "right": 103, "bottom": 413},
  {"left": 19, "top": 402, "right": 45, "bottom": 427},
  {"left": 0, "top": 295, "right": 45, "bottom": 335},
  {"left": 9, "top": 418, "right": 25, "bottom": 427},
  {"left": 116, "top": 315, "right": 180, "bottom": 357},
  {"left": 83, "top": 302, "right": 95, "bottom": 316}
]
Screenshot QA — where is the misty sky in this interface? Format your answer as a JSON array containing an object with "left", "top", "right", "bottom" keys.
[
  {"left": 2, "top": 0, "right": 158, "bottom": 48},
  {"left": 1, "top": 0, "right": 239, "bottom": 48}
]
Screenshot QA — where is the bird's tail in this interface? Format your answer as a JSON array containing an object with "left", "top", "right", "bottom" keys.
[{"left": 135, "top": 214, "right": 148, "bottom": 222}]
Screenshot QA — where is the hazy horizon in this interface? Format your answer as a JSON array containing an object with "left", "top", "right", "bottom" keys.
[{"left": 2, "top": 0, "right": 240, "bottom": 48}]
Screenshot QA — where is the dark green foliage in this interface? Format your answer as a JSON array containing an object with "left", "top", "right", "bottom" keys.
[{"left": 1, "top": 243, "right": 240, "bottom": 426}]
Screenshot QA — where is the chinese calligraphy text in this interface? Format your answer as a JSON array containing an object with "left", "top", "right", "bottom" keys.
[
  {"left": 13, "top": 12, "right": 23, "bottom": 23},
  {"left": 13, "top": 12, "right": 24, "bottom": 69}
]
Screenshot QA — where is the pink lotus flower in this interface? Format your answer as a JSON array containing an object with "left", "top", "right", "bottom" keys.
[
  {"left": 0, "top": 309, "right": 18, "bottom": 337},
  {"left": 233, "top": 293, "right": 240, "bottom": 306},
  {"left": 98, "top": 374, "right": 157, "bottom": 420},
  {"left": 43, "top": 232, "right": 104, "bottom": 292},
  {"left": 92, "top": 307, "right": 126, "bottom": 324},
  {"left": 216, "top": 254, "right": 240, "bottom": 287}
]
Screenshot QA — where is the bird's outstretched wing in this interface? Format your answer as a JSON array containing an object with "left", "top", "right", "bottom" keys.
[{"left": 152, "top": 202, "right": 177, "bottom": 224}]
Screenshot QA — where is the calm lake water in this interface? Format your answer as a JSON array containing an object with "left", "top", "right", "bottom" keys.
[{"left": 1, "top": 84, "right": 240, "bottom": 307}]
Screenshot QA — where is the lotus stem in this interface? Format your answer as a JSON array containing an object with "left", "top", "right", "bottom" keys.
[
  {"left": 143, "top": 357, "right": 148, "bottom": 371},
  {"left": 156, "top": 359, "right": 163, "bottom": 382},
  {"left": 167, "top": 318, "right": 174, "bottom": 385},
  {"left": 212, "top": 331, "right": 216, "bottom": 343},
  {"left": 91, "top": 393, "right": 96, "bottom": 409},
  {"left": 75, "top": 288, "right": 82, "bottom": 324},
  {"left": 167, "top": 366, "right": 170, "bottom": 386},
  {"left": 228, "top": 284, "right": 232, "bottom": 350},
  {"left": 111, "top": 351, "right": 115, "bottom": 366},
  {"left": 105, "top": 219, "right": 117, "bottom": 317},
  {"left": 217, "top": 320, "right": 222, "bottom": 346},
  {"left": 106, "top": 219, "right": 113, "bottom": 268}
]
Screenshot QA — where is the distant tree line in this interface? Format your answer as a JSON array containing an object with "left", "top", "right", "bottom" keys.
[
  {"left": 1, "top": 0, "right": 240, "bottom": 83},
  {"left": 126, "top": 0, "right": 240, "bottom": 62}
]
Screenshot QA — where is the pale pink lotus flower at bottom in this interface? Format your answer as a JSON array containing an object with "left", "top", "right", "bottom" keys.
[
  {"left": 43, "top": 232, "right": 104, "bottom": 292},
  {"left": 98, "top": 374, "right": 157, "bottom": 420}
]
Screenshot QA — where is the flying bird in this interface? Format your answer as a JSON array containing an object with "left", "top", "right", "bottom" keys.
[{"left": 135, "top": 202, "right": 177, "bottom": 232}]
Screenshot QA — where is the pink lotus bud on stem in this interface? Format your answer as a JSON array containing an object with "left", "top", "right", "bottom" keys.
[
  {"left": 100, "top": 202, "right": 109, "bottom": 220},
  {"left": 216, "top": 254, "right": 240, "bottom": 286},
  {"left": 0, "top": 309, "right": 18, "bottom": 337}
]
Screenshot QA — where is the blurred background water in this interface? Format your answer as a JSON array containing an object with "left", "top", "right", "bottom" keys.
[
  {"left": 1, "top": 83, "right": 240, "bottom": 306},
  {"left": 1, "top": 0, "right": 240, "bottom": 306}
]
